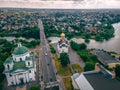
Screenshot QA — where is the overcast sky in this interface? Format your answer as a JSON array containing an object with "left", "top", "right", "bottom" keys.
[{"left": 0, "top": 0, "right": 120, "bottom": 9}]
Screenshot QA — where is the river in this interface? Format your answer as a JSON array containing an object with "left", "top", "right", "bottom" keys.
[{"left": 48, "top": 23, "right": 120, "bottom": 54}]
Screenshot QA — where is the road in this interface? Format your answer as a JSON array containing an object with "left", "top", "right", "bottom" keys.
[{"left": 38, "top": 19, "right": 59, "bottom": 90}]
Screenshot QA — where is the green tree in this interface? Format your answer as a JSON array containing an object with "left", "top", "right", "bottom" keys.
[
  {"left": 85, "top": 39, "right": 90, "bottom": 43},
  {"left": 70, "top": 40, "right": 79, "bottom": 51},
  {"left": 79, "top": 43, "right": 87, "bottom": 50},
  {"left": 95, "top": 34, "right": 101, "bottom": 41},
  {"left": 84, "top": 62, "right": 95, "bottom": 71},
  {"left": 85, "top": 33, "right": 91, "bottom": 39},
  {"left": 50, "top": 47, "right": 56, "bottom": 54},
  {"left": 90, "top": 55, "right": 98, "bottom": 63},
  {"left": 80, "top": 55, "right": 88, "bottom": 62},
  {"left": 29, "top": 85, "right": 40, "bottom": 90},
  {"left": 60, "top": 53, "right": 70, "bottom": 67},
  {"left": 115, "top": 64, "right": 120, "bottom": 78}
]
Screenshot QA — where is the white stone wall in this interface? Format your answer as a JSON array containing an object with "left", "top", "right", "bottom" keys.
[
  {"left": 29, "top": 69, "right": 35, "bottom": 81},
  {"left": 4, "top": 62, "right": 14, "bottom": 71},
  {"left": 58, "top": 45, "right": 68, "bottom": 53},
  {"left": 6, "top": 70, "right": 35, "bottom": 86},
  {"left": 25, "top": 60, "right": 33, "bottom": 67},
  {"left": 12, "top": 52, "right": 30, "bottom": 62},
  {"left": 71, "top": 76, "right": 79, "bottom": 89},
  {"left": 6, "top": 73, "right": 13, "bottom": 86}
]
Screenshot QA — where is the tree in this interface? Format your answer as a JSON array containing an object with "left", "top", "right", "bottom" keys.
[
  {"left": 60, "top": 53, "right": 70, "bottom": 67},
  {"left": 80, "top": 54, "right": 88, "bottom": 62},
  {"left": 90, "top": 55, "right": 98, "bottom": 63},
  {"left": 70, "top": 40, "right": 79, "bottom": 51},
  {"left": 115, "top": 64, "right": 120, "bottom": 78},
  {"left": 85, "top": 39, "right": 90, "bottom": 43},
  {"left": 84, "top": 62, "right": 95, "bottom": 71},
  {"left": 79, "top": 43, "right": 87, "bottom": 50},
  {"left": 95, "top": 34, "right": 101, "bottom": 41},
  {"left": 50, "top": 47, "right": 56, "bottom": 54},
  {"left": 85, "top": 33, "right": 91, "bottom": 39},
  {"left": 29, "top": 85, "right": 40, "bottom": 90}
]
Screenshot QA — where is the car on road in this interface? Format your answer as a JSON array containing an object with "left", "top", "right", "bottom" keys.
[{"left": 45, "top": 53, "right": 48, "bottom": 55}]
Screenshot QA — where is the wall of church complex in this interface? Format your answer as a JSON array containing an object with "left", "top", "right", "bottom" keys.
[
  {"left": 4, "top": 62, "right": 14, "bottom": 71},
  {"left": 6, "top": 69, "right": 35, "bottom": 86},
  {"left": 12, "top": 52, "right": 30, "bottom": 62},
  {"left": 58, "top": 46, "right": 68, "bottom": 53}
]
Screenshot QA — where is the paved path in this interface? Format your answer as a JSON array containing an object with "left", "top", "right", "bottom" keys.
[
  {"left": 52, "top": 43, "right": 85, "bottom": 68},
  {"left": 68, "top": 48, "right": 85, "bottom": 68}
]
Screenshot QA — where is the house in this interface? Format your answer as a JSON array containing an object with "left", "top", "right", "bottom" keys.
[{"left": 3, "top": 43, "right": 36, "bottom": 86}]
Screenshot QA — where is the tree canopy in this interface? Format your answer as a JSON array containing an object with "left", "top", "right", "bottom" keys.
[
  {"left": 60, "top": 53, "right": 70, "bottom": 67},
  {"left": 29, "top": 85, "right": 40, "bottom": 90},
  {"left": 115, "top": 64, "right": 120, "bottom": 78},
  {"left": 84, "top": 62, "right": 95, "bottom": 71}
]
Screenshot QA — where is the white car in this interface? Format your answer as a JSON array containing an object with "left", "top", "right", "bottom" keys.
[{"left": 45, "top": 53, "right": 48, "bottom": 55}]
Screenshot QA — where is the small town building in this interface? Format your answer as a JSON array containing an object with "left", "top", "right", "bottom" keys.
[
  {"left": 92, "top": 50, "right": 120, "bottom": 68},
  {"left": 72, "top": 64, "right": 120, "bottom": 90},
  {"left": 57, "top": 33, "right": 69, "bottom": 53},
  {"left": 3, "top": 43, "right": 36, "bottom": 86}
]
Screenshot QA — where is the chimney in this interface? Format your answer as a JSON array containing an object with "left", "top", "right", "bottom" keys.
[{"left": 94, "top": 63, "right": 100, "bottom": 71}]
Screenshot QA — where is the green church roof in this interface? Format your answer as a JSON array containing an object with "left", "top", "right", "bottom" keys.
[
  {"left": 13, "top": 46, "right": 29, "bottom": 55},
  {"left": 4, "top": 57, "right": 13, "bottom": 64},
  {"left": 26, "top": 56, "right": 32, "bottom": 61},
  {"left": 13, "top": 61, "right": 27, "bottom": 70}
]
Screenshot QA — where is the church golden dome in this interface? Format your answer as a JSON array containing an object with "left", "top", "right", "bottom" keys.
[{"left": 61, "top": 33, "right": 65, "bottom": 37}]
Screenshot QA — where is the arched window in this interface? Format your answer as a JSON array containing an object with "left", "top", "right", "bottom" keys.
[
  {"left": 28, "top": 62, "right": 30, "bottom": 66},
  {"left": 9, "top": 74, "right": 12, "bottom": 77},
  {"left": 7, "top": 65, "right": 10, "bottom": 69},
  {"left": 20, "top": 58, "right": 22, "bottom": 61}
]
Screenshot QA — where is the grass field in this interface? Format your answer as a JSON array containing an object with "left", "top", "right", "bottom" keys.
[
  {"left": 71, "top": 64, "right": 83, "bottom": 73},
  {"left": 53, "top": 54, "right": 72, "bottom": 76}
]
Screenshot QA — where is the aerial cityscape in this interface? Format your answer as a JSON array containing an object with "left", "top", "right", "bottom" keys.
[{"left": 0, "top": 0, "right": 120, "bottom": 90}]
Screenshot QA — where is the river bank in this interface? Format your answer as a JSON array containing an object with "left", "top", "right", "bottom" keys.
[{"left": 48, "top": 22, "right": 120, "bottom": 54}]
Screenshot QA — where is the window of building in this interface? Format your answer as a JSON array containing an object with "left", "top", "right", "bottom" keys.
[
  {"left": 29, "top": 70, "right": 31, "bottom": 73},
  {"left": 9, "top": 74, "right": 12, "bottom": 77},
  {"left": 7, "top": 65, "right": 10, "bottom": 69},
  {"left": 11, "top": 82, "right": 14, "bottom": 85},
  {"left": 28, "top": 62, "right": 30, "bottom": 66},
  {"left": 20, "top": 58, "right": 22, "bottom": 61}
]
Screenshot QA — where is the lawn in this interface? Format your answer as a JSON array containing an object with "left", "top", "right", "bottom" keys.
[
  {"left": 71, "top": 64, "right": 83, "bottom": 73},
  {"left": 63, "top": 77, "right": 74, "bottom": 90},
  {"left": 53, "top": 54, "right": 72, "bottom": 76}
]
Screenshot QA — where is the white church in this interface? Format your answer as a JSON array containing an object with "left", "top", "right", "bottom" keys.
[
  {"left": 3, "top": 43, "right": 36, "bottom": 86},
  {"left": 58, "top": 33, "right": 69, "bottom": 53}
]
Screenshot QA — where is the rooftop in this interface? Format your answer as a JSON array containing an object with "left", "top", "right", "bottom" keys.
[
  {"left": 92, "top": 50, "right": 120, "bottom": 65},
  {"left": 4, "top": 57, "right": 13, "bottom": 64},
  {"left": 13, "top": 46, "right": 29, "bottom": 55},
  {"left": 84, "top": 71, "right": 120, "bottom": 90},
  {"left": 60, "top": 33, "right": 65, "bottom": 37}
]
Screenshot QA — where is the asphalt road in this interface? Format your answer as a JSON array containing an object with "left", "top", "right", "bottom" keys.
[{"left": 38, "top": 19, "right": 58, "bottom": 90}]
